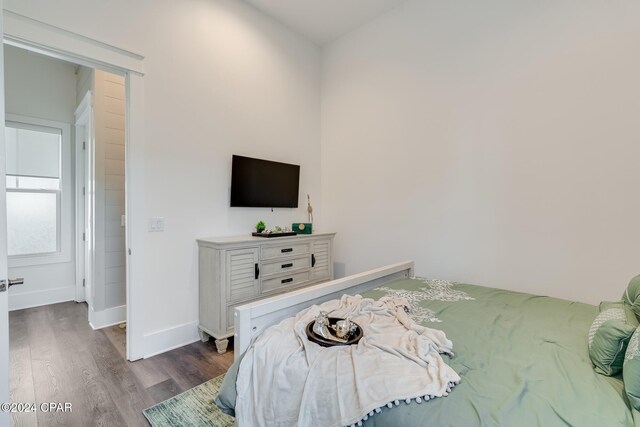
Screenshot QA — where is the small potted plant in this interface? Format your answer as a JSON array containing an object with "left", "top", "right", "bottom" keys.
[{"left": 256, "top": 220, "right": 266, "bottom": 234}]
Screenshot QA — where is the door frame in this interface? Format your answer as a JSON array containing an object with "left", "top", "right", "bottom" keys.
[
  {"left": 75, "top": 91, "right": 92, "bottom": 304},
  {"left": 2, "top": 10, "right": 146, "bottom": 361}
]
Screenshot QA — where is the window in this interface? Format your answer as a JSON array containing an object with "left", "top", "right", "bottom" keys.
[{"left": 5, "top": 116, "right": 71, "bottom": 266}]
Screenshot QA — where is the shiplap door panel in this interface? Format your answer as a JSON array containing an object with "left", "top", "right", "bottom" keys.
[{"left": 94, "top": 69, "right": 127, "bottom": 311}]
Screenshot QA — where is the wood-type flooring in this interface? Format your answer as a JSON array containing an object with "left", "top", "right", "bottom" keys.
[{"left": 9, "top": 301, "right": 233, "bottom": 426}]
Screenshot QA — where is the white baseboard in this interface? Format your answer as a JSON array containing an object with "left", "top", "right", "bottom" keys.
[
  {"left": 89, "top": 304, "right": 126, "bottom": 329},
  {"left": 143, "top": 321, "right": 200, "bottom": 358},
  {"left": 9, "top": 286, "right": 75, "bottom": 311}
]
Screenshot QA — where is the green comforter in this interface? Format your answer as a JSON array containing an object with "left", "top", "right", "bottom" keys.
[
  {"left": 217, "top": 278, "right": 638, "bottom": 426},
  {"left": 361, "top": 278, "right": 636, "bottom": 427}
]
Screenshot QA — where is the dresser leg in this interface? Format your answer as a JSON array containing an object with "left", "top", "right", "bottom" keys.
[
  {"left": 215, "top": 338, "right": 229, "bottom": 354},
  {"left": 198, "top": 328, "right": 210, "bottom": 343}
]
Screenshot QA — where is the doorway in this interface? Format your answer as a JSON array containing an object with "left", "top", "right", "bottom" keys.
[
  {"left": 0, "top": 15, "right": 145, "bottom": 425},
  {"left": 6, "top": 46, "right": 130, "bottom": 325},
  {"left": 4, "top": 46, "right": 129, "bottom": 341}
]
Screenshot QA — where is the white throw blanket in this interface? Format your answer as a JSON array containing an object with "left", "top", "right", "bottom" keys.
[{"left": 235, "top": 294, "right": 461, "bottom": 427}]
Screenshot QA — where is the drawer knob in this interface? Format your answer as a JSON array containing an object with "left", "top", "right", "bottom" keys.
[
  {"left": 281, "top": 263, "right": 293, "bottom": 269},
  {"left": 281, "top": 248, "right": 293, "bottom": 253},
  {"left": 281, "top": 278, "right": 293, "bottom": 284}
]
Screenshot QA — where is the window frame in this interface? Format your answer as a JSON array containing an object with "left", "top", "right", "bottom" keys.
[{"left": 6, "top": 114, "right": 72, "bottom": 267}]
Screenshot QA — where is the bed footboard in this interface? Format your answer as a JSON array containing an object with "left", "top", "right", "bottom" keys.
[{"left": 233, "top": 260, "right": 414, "bottom": 360}]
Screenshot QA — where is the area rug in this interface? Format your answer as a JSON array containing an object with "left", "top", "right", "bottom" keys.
[{"left": 143, "top": 375, "right": 234, "bottom": 427}]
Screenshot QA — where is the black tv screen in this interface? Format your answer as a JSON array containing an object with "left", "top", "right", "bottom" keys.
[{"left": 230, "top": 155, "right": 300, "bottom": 208}]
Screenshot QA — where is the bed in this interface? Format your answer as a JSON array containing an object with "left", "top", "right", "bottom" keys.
[{"left": 217, "top": 261, "right": 640, "bottom": 426}]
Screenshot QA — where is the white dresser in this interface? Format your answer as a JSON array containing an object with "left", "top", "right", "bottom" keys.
[{"left": 197, "top": 232, "right": 335, "bottom": 353}]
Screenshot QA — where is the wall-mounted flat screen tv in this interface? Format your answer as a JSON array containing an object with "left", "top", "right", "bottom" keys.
[{"left": 230, "top": 155, "right": 300, "bottom": 208}]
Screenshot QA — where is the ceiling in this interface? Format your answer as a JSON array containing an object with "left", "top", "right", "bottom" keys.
[{"left": 243, "top": 0, "right": 405, "bottom": 45}]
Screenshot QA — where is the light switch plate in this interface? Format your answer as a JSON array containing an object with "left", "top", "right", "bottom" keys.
[{"left": 149, "top": 217, "right": 165, "bottom": 232}]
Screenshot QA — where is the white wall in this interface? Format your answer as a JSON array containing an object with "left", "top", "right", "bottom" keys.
[
  {"left": 4, "top": 45, "right": 77, "bottom": 310},
  {"left": 76, "top": 66, "right": 92, "bottom": 106},
  {"left": 321, "top": 0, "right": 640, "bottom": 304},
  {"left": 4, "top": 46, "right": 77, "bottom": 124},
  {"left": 3, "top": 0, "right": 321, "bottom": 354}
]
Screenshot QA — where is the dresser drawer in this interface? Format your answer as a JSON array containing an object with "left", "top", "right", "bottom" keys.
[
  {"left": 261, "top": 255, "right": 311, "bottom": 278},
  {"left": 261, "top": 242, "right": 310, "bottom": 260},
  {"left": 261, "top": 271, "right": 310, "bottom": 294}
]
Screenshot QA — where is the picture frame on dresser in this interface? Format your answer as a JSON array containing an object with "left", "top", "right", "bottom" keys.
[{"left": 196, "top": 232, "right": 335, "bottom": 353}]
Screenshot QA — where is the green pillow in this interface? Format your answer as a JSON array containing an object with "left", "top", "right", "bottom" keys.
[
  {"left": 623, "top": 326, "right": 640, "bottom": 411},
  {"left": 622, "top": 275, "right": 640, "bottom": 319},
  {"left": 588, "top": 301, "right": 639, "bottom": 376}
]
